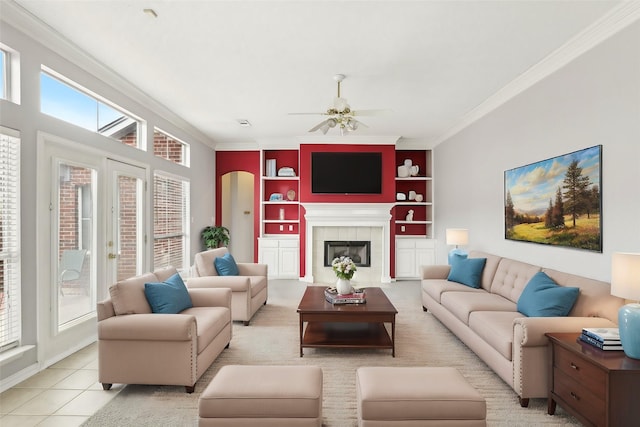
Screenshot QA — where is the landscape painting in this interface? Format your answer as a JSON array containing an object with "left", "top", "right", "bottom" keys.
[{"left": 504, "top": 145, "right": 602, "bottom": 252}]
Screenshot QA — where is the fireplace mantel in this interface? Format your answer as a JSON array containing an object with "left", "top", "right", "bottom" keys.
[{"left": 302, "top": 203, "right": 394, "bottom": 283}]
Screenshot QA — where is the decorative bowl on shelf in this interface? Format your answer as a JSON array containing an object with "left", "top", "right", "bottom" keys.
[
  {"left": 269, "top": 193, "right": 283, "bottom": 201},
  {"left": 277, "top": 167, "right": 296, "bottom": 177}
]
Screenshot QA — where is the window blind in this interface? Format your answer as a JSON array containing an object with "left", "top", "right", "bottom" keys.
[
  {"left": 153, "top": 172, "right": 190, "bottom": 271},
  {"left": 0, "top": 127, "right": 21, "bottom": 352}
]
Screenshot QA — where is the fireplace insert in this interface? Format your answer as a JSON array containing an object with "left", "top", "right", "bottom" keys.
[{"left": 324, "top": 241, "right": 371, "bottom": 267}]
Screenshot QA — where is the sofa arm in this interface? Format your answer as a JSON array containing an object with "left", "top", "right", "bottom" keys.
[
  {"left": 186, "top": 275, "right": 251, "bottom": 292},
  {"left": 237, "top": 263, "right": 267, "bottom": 276},
  {"left": 97, "top": 299, "right": 116, "bottom": 321},
  {"left": 188, "top": 288, "right": 232, "bottom": 308},
  {"left": 514, "top": 316, "right": 617, "bottom": 347},
  {"left": 98, "top": 313, "right": 195, "bottom": 341},
  {"left": 421, "top": 265, "right": 451, "bottom": 280}
]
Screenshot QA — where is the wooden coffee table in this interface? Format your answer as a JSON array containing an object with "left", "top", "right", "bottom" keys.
[{"left": 296, "top": 286, "right": 398, "bottom": 357}]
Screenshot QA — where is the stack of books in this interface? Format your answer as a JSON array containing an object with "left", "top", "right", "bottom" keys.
[
  {"left": 579, "top": 327, "right": 623, "bottom": 350},
  {"left": 324, "top": 287, "right": 366, "bottom": 304}
]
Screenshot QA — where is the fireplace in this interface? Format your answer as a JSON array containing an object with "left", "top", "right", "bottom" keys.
[
  {"left": 301, "top": 203, "right": 394, "bottom": 283},
  {"left": 324, "top": 241, "right": 371, "bottom": 267}
]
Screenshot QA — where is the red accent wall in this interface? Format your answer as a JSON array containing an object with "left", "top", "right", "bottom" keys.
[
  {"left": 215, "top": 151, "right": 261, "bottom": 262},
  {"left": 299, "top": 144, "right": 396, "bottom": 203}
]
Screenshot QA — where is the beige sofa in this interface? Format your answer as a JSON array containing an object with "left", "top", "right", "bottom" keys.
[
  {"left": 189, "top": 247, "right": 268, "bottom": 325},
  {"left": 97, "top": 266, "right": 232, "bottom": 393},
  {"left": 421, "top": 251, "right": 624, "bottom": 407}
]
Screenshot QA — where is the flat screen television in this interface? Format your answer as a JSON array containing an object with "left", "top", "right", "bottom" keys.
[{"left": 311, "top": 152, "right": 382, "bottom": 194}]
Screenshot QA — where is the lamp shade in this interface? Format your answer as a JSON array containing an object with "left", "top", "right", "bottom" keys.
[
  {"left": 446, "top": 228, "right": 469, "bottom": 246},
  {"left": 611, "top": 252, "right": 640, "bottom": 301},
  {"left": 611, "top": 252, "right": 640, "bottom": 359}
]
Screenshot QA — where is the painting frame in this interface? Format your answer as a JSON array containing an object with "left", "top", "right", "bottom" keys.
[{"left": 504, "top": 145, "right": 602, "bottom": 252}]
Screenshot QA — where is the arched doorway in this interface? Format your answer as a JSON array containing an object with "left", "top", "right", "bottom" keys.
[{"left": 221, "top": 171, "right": 254, "bottom": 262}]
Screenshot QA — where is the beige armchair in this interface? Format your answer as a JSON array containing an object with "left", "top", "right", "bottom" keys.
[
  {"left": 189, "top": 247, "right": 268, "bottom": 325},
  {"left": 97, "top": 266, "right": 232, "bottom": 393}
]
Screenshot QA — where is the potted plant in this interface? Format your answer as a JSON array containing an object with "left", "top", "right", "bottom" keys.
[{"left": 201, "top": 225, "right": 230, "bottom": 249}]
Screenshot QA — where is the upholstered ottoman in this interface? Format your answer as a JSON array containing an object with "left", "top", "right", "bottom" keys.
[
  {"left": 356, "top": 367, "right": 486, "bottom": 427},
  {"left": 199, "top": 365, "right": 323, "bottom": 427}
]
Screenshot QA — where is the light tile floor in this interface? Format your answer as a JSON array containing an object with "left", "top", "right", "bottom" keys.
[{"left": 0, "top": 342, "right": 123, "bottom": 427}]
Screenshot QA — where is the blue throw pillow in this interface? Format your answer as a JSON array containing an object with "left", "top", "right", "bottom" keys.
[
  {"left": 447, "top": 257, "right": 486, "bottom": 288},
  {"left": 214, "top": 252, "right": 239, "bottom": 276},
  {"left": 517, "top": 272, "right": 579, "bottom": 317},
  {"left": 144, "top": 273, "right": 193, "bottom": 314}
]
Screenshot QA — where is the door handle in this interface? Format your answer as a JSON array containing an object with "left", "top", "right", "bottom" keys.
[{"left": 108, "top": 253, "right": 117, "bottom": 259}]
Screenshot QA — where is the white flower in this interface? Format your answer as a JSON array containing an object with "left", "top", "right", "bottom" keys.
[{"left": 332, "top": 256, "right": 357, "bottom": 280}]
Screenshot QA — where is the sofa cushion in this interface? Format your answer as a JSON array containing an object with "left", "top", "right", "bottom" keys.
[
  {"left": 469, "top": 311, "right": 521, "bottom": 361},
  {"left": 214, "top": 252, "right": 239, "bottom": 276},
  {"left": 109, "top": 272, "right": 157, "bottom": 315},
  {"left": 422, "top": 279, "right": 483, "bottom": 304},
  {"left": 153, "top": 266, "right": 179, "bottom": 282},
  {"left": 144, "top": 273, "right": 193, "bottom": 314},
  {"left": 441, "top": 291, "right": 517, "bottom": 325},
  {"left": 182, "top": 306, "right": 231, "bottom": 353},
  {"left": 194, "top": 247, "right": 229, "bottom": 277},
  {"left": 447, "top": 257, "right": 486, "bottom": 288},
  {"left": 490, "top": 258, "right": 541, "bottom": 304},
  {"left": 517, "top": 271, "right": 579, "bottom": 317}
]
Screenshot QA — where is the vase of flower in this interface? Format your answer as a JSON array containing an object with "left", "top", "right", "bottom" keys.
[{"left": 332, "top": 256, "right": 357, "bottom": 295}]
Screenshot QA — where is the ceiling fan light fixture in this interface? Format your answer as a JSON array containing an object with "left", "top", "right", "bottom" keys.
[
  {"left": 299, "top": 73, "right": 378, "bottom": 134},
  {"left": 333, "top": 97, "right": 349, "bottom": 113}
]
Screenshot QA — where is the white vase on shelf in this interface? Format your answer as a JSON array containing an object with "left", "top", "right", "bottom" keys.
[{"left": 336, "top": 278, "right": 352, "bottom": 295}]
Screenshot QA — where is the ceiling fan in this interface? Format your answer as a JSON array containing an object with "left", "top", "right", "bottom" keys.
[{"left": 290, "top": 74, "right": 383, "bottom": 135}]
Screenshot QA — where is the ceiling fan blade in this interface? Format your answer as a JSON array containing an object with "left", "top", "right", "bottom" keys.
[{"left": 351, "top": 109, "right": 389, "bottom": 117}]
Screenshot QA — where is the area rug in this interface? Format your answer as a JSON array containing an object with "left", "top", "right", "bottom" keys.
[{"left": 83, "top": 279, "right": 580, "bottom": 426}]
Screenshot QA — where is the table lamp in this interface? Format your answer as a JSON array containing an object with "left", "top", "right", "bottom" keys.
[
  {"left": 446, "top": 228, "right": 468, "bottom": 265},
  {"left": 611, "top": 252, "right": 640, "bottom": 359}
]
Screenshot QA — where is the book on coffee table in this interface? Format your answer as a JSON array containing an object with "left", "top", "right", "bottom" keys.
[{"left": 324, "top": 287, "right": 366, "bottom": 304}]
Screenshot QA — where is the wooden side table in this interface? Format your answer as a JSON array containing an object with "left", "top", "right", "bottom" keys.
[{"left": 546, "top": 332, "right": 640, "bottom": 427}]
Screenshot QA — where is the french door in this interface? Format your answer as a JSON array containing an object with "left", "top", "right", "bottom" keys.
[
  {"left": 37, "top": 134, "right": 148, "bottom": 366},
  {"left": 105, "top": 159, "right": 147, "bottom": 285}
]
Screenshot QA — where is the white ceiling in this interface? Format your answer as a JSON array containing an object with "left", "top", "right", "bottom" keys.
[{"left": 8, "top": 0, "right": 626, "bottom": 147}]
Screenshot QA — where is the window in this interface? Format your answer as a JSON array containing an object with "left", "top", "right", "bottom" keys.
[
  {"left": 154, "top": 128, "right": 190, "bottom": 166},
  {"left": 0, "top": 127, "right": 20, "bottom": 352},
  {"left": 153, "top": 172, "right": 190, "bottom": 271},
  {"left": 0, "top": 48, "right": 6, "bottom": 100},
  {"left": 0, "top": 43, "right": 20, "bottom": 104},
  {"left": 40, "top": 68, "right": 142, "bottom": 148}
]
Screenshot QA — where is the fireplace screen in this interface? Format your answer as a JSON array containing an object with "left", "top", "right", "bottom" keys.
[{"left": 324, "top": 241, "right": 371, "bottom": 267}]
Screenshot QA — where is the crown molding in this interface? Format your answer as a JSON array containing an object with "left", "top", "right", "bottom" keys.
[
  {"left": 1, "top": 0, "right": 216, "bottom": 148},
  {"left": 431, "top": 1, "right": 640, "bottom": 147}
]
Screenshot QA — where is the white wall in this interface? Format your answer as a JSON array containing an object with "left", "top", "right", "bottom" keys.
[
  {"left": 434, "top": 21, "right": 640, "bottom": 282},
  {"left": 0, "top": 20, "right": 216, "bottom": 383}
]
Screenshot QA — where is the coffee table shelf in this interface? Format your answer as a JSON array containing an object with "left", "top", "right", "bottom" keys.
[
  {"left": 297, "top": 286, "right": 397, "bottom": 357},
  {"left": 302, "top": 322, "right": 393, "bottom": 350}
]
